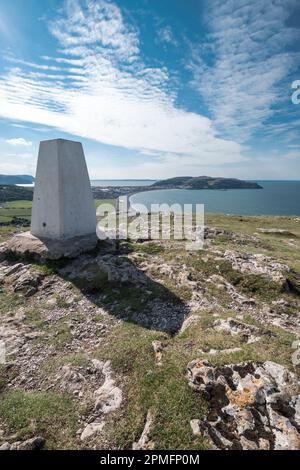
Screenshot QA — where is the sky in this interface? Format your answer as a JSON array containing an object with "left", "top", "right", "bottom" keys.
[{"left": 0, "top": 0, "right": 299, "bottom": 180}]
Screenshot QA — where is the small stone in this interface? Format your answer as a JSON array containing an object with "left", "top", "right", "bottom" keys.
[
  {"left": 14, "top": 308, "right": 26, "bottom": 321},
  {"left": 80, "top": 421, "right": 105, "bottom": 441},
  {"left": 190, "top": 419, "right": 201, "bottom": 436}
]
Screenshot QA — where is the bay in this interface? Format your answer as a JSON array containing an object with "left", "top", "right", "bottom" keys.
[{"left": 130, "top": 181, "right": 300, "bottom": 216}]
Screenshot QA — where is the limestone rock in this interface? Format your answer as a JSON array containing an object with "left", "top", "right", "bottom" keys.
[
  {"left": 132, "top": 410, "right": 155, "bottom": 450},
  {"left": 93, "top": 360, "right": 122, "bottom": 414},
  {"left": 152, "top": 340, "right": 165, "bottom": 366},
  {"left": 213, "top": 317, "right": 261, "bottom": 344},
  {"left": 0, "top": 442, "right": 11, "bottom": 450},
  {"left": 3, "top": 436, "right": 45, "bottom": 451},
  {"left": 59, "top": 253, "right": 148, "bottom": 287},
  {"left": 80, "top": 421, "right": 105, "bottom": 441},
  {"left": 220, "top": 250, "right": 289, "bottom": 285},
  {"left": 187, "top": 360, "right": 300, "bottom": 450},
  {"left": 4, "top": 231, "right": 98, "bottom": 261}
]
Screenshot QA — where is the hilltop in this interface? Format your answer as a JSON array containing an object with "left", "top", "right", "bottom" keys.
[{"left": 152, "top": 176, "right": 262, "bottom": 190}]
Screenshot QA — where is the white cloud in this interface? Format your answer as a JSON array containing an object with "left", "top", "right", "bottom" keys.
[
  {"left": 11, "top": 123, "right": 51, "bottom": 132},
  {"left": 0, "top": 0, "right": 244, "bottom": 172},
  {"left": 0, "top": 161, "right": 36, "bottom": 175},
  {"left": 5, "top": 138, "right": 33, "bottom": 147},
  {"left": 190, "top": 0, "right": 300, "bottom": 142},
  {"left": 5, "top": 152, "right": 33, "bottom": 159},
  {"left": 157, "top": 25, "right": 178, "bottom": 46}
]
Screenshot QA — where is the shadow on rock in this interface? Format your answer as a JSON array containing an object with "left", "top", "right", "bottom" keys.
[{"left": 57, "top": 242, "right": 190, "bottom": 335}]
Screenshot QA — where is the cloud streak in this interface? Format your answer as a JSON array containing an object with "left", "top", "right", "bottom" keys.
[
  {"left": 157, "top": 25, "right": 178, "bottom": 47},
  {"left": 5, "top": 137, "right": 33, "bottom": 146},
  {"left": 0, "top": 0, "right": 243, "bottom": 171},
  {"left": 190, "top": 0, "right": 300, "bottom": 142}
]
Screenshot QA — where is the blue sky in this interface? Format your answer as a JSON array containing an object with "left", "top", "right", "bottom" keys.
[{"left": 0, "top": 0, "right": 299, "bottom": 179}]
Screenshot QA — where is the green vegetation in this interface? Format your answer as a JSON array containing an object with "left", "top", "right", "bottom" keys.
[
  {"left": 206, "top": 213, "right": 300, "bottom": 271},
  {"left": 23, "top": 308, "right": 46, "bottom": 329},
  {"left": 0, "top": 201, "right": 299, "bottom": 449},
  {"left": 100, "top": 304, "right": 296, "bottom": 449},
  {"left": 152, "top": 176, "right": 262, "bottom": 189},
  {"left": 2, "top": 209, "right": 31, "bottom": 220},
  {"left": 0, "top": 200, "right": 32, "bottom": 230},
  {"left": 138, "top": 242, "right": 165, "bottom": 255},
  {"left": 0, "top": 288, "right": 25, "bottom": 316},
  {"left": 41, "top": 353, "right": 90, "bottom": 376},
  {"left": 0, "top": 186, "right": 33, "bottom": 203},
  {"left": 5, "top": 200, "right": 33, "bottom": 209},
  {"left": 100, "top": 322, "right": 208, "bottom": 450},
  {"left": 0, "top": 390, "right": 78, "bottom": 449}
]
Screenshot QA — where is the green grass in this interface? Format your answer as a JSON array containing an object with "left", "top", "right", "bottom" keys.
[
  {"left": 40, "top": 353, "right": 90, "bottom": 376},
  {"left": 23, "top": 308, "right": 46, "bottom": 328},
  {"left": 0, "top": 200, "right": 32, "bottom": 221},
  {"left": 0, "top": 225, "right": 25, "bottom": 242},
  {"left": 0, "top": 209, "right": 299, "bottom": 449},
  {"left": 98, "top": 302, "right": 296, "bottom": 450},
  {"left": 5, "top": 200, "right": 33, "bottom": 209},
  {"left": 100, "top": 322, "right": 209, "bottom": 450},
  {"left": 0, "top": 389, "right": 78, "bottom": 449},
  {"left": 0, "top": 216, "right": 13, "bottom": 225},
  {"left": 49, "top": 319, "right": 72, "bottom": 348},
  {"left": 0, "top": 288, "right": 25, "bottom": 316},
  {"left": 205, "top": 213, "right": 300, "bottom": 271},
  {"left": 0, "top": 199, "right": 32, "bottom": 230},
  {"left": 138, "top": 242, "right": 165, "bottom": 255}
]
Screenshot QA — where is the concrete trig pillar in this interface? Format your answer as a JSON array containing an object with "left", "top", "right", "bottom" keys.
[
  {"left": 6, "top": 138, "right": 99, "bottom": 260},
  {"left": 31, "top": 138, "right": 96, "bottom": 241},
  {"left": 5, "top": 139, "right": 97, "bottom": 259}
]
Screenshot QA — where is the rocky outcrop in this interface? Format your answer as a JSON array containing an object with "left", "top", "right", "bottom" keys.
[
  {"left": 0, "top": 436, "right": 44, "bottom": 451},
  {"left": 213, "top": 317, "right": 262, "bottom": 344},
  {"left": 3, "top": 231, "right": 98, "bottom": 260},
  {"left": 0, "top": 262, "right": 44, "bottom": 297},
  {"left": 188, "top": 360, "right": 300, "bottom": 450},
  {"left": 59, "top": 253, "right": 148, "bottom": 287},
  {"left": 78, "top": 359, "right": 122, "bottom": 441},
  {"left": 220, "top": 250, "right": 289, "bottom": 285}
]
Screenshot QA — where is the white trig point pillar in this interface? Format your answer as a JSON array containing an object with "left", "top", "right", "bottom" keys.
[
  {"left": 32, "top": 138, "right": 96, "bottom": 239},
  {"left": 24, "top": 138, "right": 97, "bottom": 258}
]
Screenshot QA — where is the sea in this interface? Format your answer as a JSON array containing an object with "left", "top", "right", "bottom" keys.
[
  {"left": 17, "top": 180, "right": 300, "bottom": 216},
  {"left": 129, "top": 181, "right": 300, "bottom": 216}
]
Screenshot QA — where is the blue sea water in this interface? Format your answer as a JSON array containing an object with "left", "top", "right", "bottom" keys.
[{"left": 130, "top": 181, "right": 300, "bottom": 216}]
